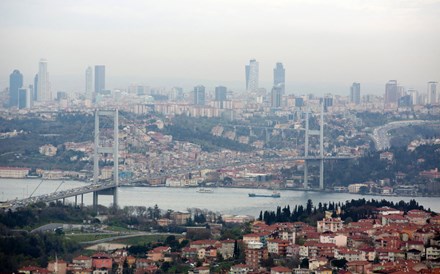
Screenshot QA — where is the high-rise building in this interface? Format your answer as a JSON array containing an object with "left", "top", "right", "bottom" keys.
[
  {"left": 37, "top": 59, "right": 51, "bottom": 102},
  {"left": 350, "top": 82, "right": 361, "bottom": 105},
  {"left": 271, "top": 86, "right": 282, "bottom": 108},
  {"left": 9, "top": 69, "right": 23, "bottom": 107},
  {"left": 94, "top": 65, "right": 105, "bottom": 93},
  {"left": 384, "top": 80, "right": 398, "bottom": 106},
  {"left": 18, "top": 88, "right": 31, "bottom": 109},
  {"left": 407, "top": 89, "right": 419, "bottom": 105},
  {"left": 398, "top": 95, "right": 412, "bottom": 107},
  {"left": 245, "top": 59, "right": 259, "bottom": 92},
  {"left": 28, "top": 84, "right": 34, "bottom": 105},
  {"left": 322, "top": 95, "right": 333, "bottom": 111},
  {"left": 215, "top": 86, "right": 227, "bottom": 101},
  {"left": 427, "top": 81, "right": 438, "bottom": 105},
  {"left": 33, "top": 74, "right": 38, "bottom": 101},
  {"left": 273, "top": 62, "right": 285, "bottom": 94},
  {"left": 193, "top": 85, "right": 205, "bottom": 105},
  {"left": 170, "top": 87, "right": 184, "bottom": 101},
  {"left": 85, "top": 66, "right": 93, "bottom": 99}
]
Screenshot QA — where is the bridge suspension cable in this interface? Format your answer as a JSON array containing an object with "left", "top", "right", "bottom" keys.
[{"left": 28, "top": 113, "right": 96, "bottom": 199}]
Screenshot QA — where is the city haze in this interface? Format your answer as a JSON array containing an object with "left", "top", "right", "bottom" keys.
[{"left": 1, "top": 0, "right": 440, "bottom": 94}]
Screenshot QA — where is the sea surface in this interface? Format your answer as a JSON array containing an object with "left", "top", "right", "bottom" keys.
[{"left": 1, "top": 178, "right": 440, "bottom": 217}]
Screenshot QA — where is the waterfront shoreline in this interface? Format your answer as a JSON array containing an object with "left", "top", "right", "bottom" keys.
[{"left": 120, "top": 184, "right": 440, "bottom": 198}]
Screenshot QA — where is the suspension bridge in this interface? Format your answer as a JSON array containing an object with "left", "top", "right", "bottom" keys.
[{"left": 3, "top": 106, "right": 355, "bottom": 211}]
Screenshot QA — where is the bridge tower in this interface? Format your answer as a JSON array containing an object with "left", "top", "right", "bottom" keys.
[
  {"left": 303, "top": 103, "right": 325, "bottom": 190},
  {"left": 93, "top": 109, "right": 119, "bottom": 209}
]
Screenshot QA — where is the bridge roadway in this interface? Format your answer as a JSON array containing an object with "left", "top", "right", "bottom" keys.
[
  {"left": 370, "top": 120, "right": 437, "bottom": 151},
  {"left": 3, "top": 155, "right": 354, "bottom": 210}
]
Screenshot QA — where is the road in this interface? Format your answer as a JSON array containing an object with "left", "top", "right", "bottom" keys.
[
  {"left": 78, "top": 232, "right": 180, "bottom": 245},
  {"left": 371, "top": 120, "right": 433, "bottom": 151}
]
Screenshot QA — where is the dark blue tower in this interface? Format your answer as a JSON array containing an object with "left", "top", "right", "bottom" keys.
[{"left": 9, "top": 70, "right": 23, "bottom": 108}]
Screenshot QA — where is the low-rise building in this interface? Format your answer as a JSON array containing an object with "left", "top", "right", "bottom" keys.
[
  {"left": 271, "top": 266, "right": 292, "bottom": 274},
  {"left": 39, "top": 144, "right": 57, "bottom": 157},
  {"left": 317, "top": 218, "right": 343, "bottom": 233},
  {"left": 0, "top": 166, "right": 30, "bottom": 178}
]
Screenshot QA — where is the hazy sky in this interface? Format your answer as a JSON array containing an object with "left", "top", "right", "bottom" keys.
[{"left": 1, "top": 0, "right": 439, "bottom": 95}]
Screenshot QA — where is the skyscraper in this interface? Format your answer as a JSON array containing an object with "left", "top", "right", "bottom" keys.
[
  {"left": 384, "top": 80, "right": 398, "bottom": 106},
  {"left": 427, "top": 81, "right": 438, "bottom": 105},
  {"left": 215, "top": 86, "right": 227, "bottom": 101},
  {"left": 170, "top": 87, "right": 184, "bottom": 101},
  {"left": 273, "top": 62, "right": 285, "bottom": 94},
  {"left": 245, "top": 59, "right": 259, "bottom": 92},
  {"left": 350, "top": 82, "right": 361, "bottom": 105},
  {"left": 18, "top": 88, "right": 31, "bottom": 109},
  {"left": 9, "top": 69, "right": 23, "bottom": 108},
  {"left": 193, "top": 85, "right": 206, "bottom": 105},
  {"left": 33, "top": 74, "right": 38, "bottom": 101},
  {"left": 85, "top": 66, "right": 93, "bottom": 99},
  {"left": 94, "top": 65, "right": 105, "bottom": 93},
  {"left": 407, "top": 89, "right": 419, "bottom": 105},
  {"left": 322, "top": 95, "right": 333, "bottom": 111},
  {"left": 37, "top": 59, "right": 50, "bottom": 102},
  {"left": 271, "top": 86, "right": 282, "bottom": 108}
]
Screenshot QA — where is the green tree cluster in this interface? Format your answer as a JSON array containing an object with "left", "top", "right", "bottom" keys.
[{"left": 258, "top": 198, "right": 428, "bottom": 225}]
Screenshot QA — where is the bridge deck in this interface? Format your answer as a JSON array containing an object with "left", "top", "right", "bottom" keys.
[{"left": 3, "top": 155, "right": 354, "bottom": 210}]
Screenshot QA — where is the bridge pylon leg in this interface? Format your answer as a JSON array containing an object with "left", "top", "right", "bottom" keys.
[
  {"left": 75, "top": 195, "right": 77, "bottom": 207},
  {"left": 93, "top": 191, "right": 98, "bottom": 210},
  {"left": 94, "top": 109, "right": 119, "bottom": 210},
  {"left": 113, "top": 188, "right": 118, "bottom": 209},
  {"left": 319, "top": 159, "right": 324, "bottom": 190},
  {"left": 303, "top": 160, "right": 308, "bottom": 189}
]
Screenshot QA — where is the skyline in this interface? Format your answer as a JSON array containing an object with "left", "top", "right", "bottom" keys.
[{"left": 1, "top": 0, "right": 440, "bottom": 94}]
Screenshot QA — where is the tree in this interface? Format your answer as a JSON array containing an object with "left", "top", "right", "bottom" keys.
[
  {"left": 331, "top": 258, "right": 347, "bottom": 269},
  {"left": 306, "top": 199, "right": 313, "bottom": 215},
  {"left": 161, "top": 261, "right": 171, "bottom": 272},
  {"left": 300, "top": 258, "right": 309, "bottom": 268},
  {"left": 153, "top": 204, "right": 161, "bottom": 219},
  {"left": 359, "top": 186, "right": 369, "bottom": 195},
  {"left": 261, "top": 256, "right": 274, "bottom": 268},
  {"left": 233, "top": 240, "right": 240, "bottom": 259}
]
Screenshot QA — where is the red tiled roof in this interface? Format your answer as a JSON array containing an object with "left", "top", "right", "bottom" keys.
[
  {"left": 406, "top": 240, "right": 424, "bottom": 245},
  {"left": 92, "top": 252, "right": 111, "bottom": 258},
  {"left": 271, "top": 266, "right": 292, "bottom": 272},
  {"left": 347, "top": 260, "right": 370, "bottom": 266},
  {"left": 231, "top": 264, "right": 248, "bottom": 268},
  {"left": 243, "top": 233, "right": 266, "bottom": 238},
  {"left": 73, "top": 255, "right": 91, "bottom": 260},
  {"left": 191, "top": 239, "right": 218, "bottom": 245},
  {"left": 376, "top": 248, "right": 403, "bottom": 253},
  {"left": 384, "top": 214, "right": 407, "bottom": 220},
  {"left": 0, "top": 166, "right": 31, "bottom": 170},
  {"left": 151, "top": 246, "right": 170, "bottom": 253}
]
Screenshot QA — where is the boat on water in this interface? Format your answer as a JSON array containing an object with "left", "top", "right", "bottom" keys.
[
  {"left": 248, "top": 192, "right": 281, "bottom": 198},
  {"left": 197, "top": 188, "right": 214, "bottom": 193}
]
